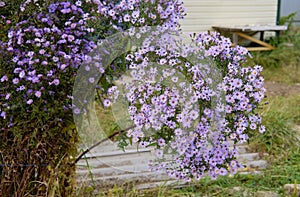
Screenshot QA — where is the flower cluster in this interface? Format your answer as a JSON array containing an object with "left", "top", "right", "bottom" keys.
[
  {"left": 105, "top": 30, "right": 266, "bottom": 181},
  {"left": 0, "top": 0, "right": 265, "bottom": 182},
  {"left": 0, "top": 1, "right": 95, "bottom": 127},
  {"left": 92, "top": 0, "right": 186, "bottom": 31}
]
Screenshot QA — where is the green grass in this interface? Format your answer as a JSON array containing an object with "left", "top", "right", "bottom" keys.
[
  {"left": 250, "top": 26, "right": 300, "bottom": 84},
  {"left": 261, "top": 63, "right": 300, "bottom": 84},
  {"left": 249, "top": 95, "right": 300, "bottom": 155},
  {"left": 77, "top": 101, "right": 127, "bottom": 146},
  {"left": 139, "top": 157, "right": 300, "bottom": 196}
]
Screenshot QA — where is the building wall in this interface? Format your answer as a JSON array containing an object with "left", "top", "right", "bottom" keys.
[
  {"left": 180, "top": 0, "right": 278, "bottom": 34},
  {"left": 280, "top": 0, "right": 300, "bottom": 25}
]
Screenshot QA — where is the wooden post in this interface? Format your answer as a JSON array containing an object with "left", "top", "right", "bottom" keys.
[{"left": 232, "top": 33, "right": 238, "bottom": 45}]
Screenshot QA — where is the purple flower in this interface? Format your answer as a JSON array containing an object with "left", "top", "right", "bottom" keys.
[
  {"left": 75, "top": 1, "right": 82, "bottom": 7},
  {"left": 157, "top": 138, "right": 165, "bottom": 147},
  {"left": 103, "top": 99, "right": 111, "bottom": 107},
  {"left": 0, "top": 0, "right": 265, "bottom": 182},
  {"left": 17, "top": 85, "right": 26, "bottom": 91},
  {"left": 73, "top": 108, "right": 81, "bottom": 115},
  {"left": 218, "top": 168, "right": 228, "bottom": 176},
  {"left": 52, "top": 56, "right": 59, "bottom": 62},
  {"left": 5, "top": 93, "right": 11, "bottom": 100},
  {"left": 41, "top": 61, "right": 48, "bottom": 66},
  {"left": 26, "top": 99, "right": 33, "bottom": 105},
  {"left": 0, "top": 111, "right": 6, "bottom": 119},
  {"left": 27, "top": 51, "right": 34, "bottom": 57},
  {"left": 49, "top": 79, "right": 60, "bottom": 86},
  {"left": 35, "top": 91, "right": 42, "bottom": 98},
  {"left": 61, "top": 8, "right": 71, "bottom": 14},
  {"left": 155, "top": 149, "right": 163, "bottom": 159},
  {"left": 49, "top": 3, "right": 58, "bottom": 13},
  {"left": 88, "top": 77, "right": 95, "bottom": 83},
  {"left": 19, "top": 70, "right": 25, "bottom": 78},
  {"left": 108, "top": 10, "right": 116, "bottom": 17},
  {"left": 1, "top": 75, "right": 8, "bottom": 82},
  {"left": 174, "top": 128, "right": 182, "bottom": 136},
  {"left": 259, "top": 125, "right": 266, "bottom": 133},
  {"left": 60, "top": 64, "right": 67, "bottom": 70},
  {"left": 0, "top": 1, "right": 5, "bottom": 7},
  {"left": 124, "top": 14, "right": 130, "bottom": 22},
  {"left": 190, "top": 110, "right": 199, "bottom": 120},
  {"left": 68, "top": 35, "right": 75, "bottom": 42},
  {"left": 132, "top": 11, "right": 140, "bottom": 19},
  {"left": 12, "top": 78, "right": 19, "bottom": 84}
]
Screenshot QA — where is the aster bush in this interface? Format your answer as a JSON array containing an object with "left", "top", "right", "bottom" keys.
[
  {"left": 0, "top": 1, "right": 98, "bottom": 195},
  {"left": 74, "top": 1, "right": 266, "bottom": 183},
  {"left": 138, "top": 31, "right": 266, "bottom": 180},
  {"left": 0, "top": 0, "right": 187, "bottom": 195},
  {"left": 81, "top": 29, "right": 266, "bottom": 181},
  {"left": 0, "top": 0, "right": 266, "bottom": 195}
]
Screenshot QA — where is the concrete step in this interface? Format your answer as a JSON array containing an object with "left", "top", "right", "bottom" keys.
[
  {"left": 239, "top": 170, "right": 263, "bottom": 175},
  {"left": 75, "top": 140, "right": 268, "bottom": 190},
  {"left": 246, "top": 159, "right": 268, "bottom": 169},
  {"left": 228, "top": 140, "right": 247, "bottom": 146},
  {"left": 76, "top": 151, "right": 153, "bottom": 169},
  {"left": 236, "top": 145, "right": 250, "bottom": 154},
  {"left": 237, "top": 153, "right": 261, "bottom": 162},
  {"left": 77, "top": 171, "right": 171, "bottom": 188},
  {"left": 81, "top": 140, "right": 249, "bottom": 156},
  {"left": 77, "top": 163, "right": 150, "bottom": 177},
  {"left": 135, "top": 180, "right": 191, "bottom": 190},
  {"left": 78, "top": 140, "right": 147, "bottom": 155},
  {"left": 77, "top": 150, "right": 262, "bottom": 171},
  {"left": 83, "top": 147, "right": 152, "bottom": 158}
]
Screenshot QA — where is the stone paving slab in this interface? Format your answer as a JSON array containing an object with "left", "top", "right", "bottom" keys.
[{"left": 76, "top": 141, "right": 268, "bottom": 190}]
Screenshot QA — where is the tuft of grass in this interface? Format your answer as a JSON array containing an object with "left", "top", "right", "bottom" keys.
[
  {"left": 249, "top": 26, "right": 300, "bottom": 84},
  {"left": 249, "top": 95, "right": 300, "bottom": 155},
  {"left": 261, "top": 63, "right": 300, "bottom": 84}
]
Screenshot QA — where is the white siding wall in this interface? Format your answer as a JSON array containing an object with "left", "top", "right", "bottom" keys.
[{"left": 180, "top": 0, "right": 278, "bottom": 34}]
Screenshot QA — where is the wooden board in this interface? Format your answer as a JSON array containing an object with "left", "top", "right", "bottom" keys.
[
  {"left": 212, "top": 25, "right": 287, "bottom": 51},
  {"left": 212, "top": 25, "right": 287, "bottom": 32}
]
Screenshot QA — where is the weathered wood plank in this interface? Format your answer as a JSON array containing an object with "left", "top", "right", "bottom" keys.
[
  {"left": 213, "top": 25, "right": 287, "bottom": 32},
  {"left": 235, "top": 32, "right": 275, "bottom": 50}
]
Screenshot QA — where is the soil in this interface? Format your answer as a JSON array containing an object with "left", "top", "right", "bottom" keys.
[{"left": 264, "top": 81, "right": 300, "bottom": 97}]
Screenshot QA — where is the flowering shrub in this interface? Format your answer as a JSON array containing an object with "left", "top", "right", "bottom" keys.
[
  {"left": 0, "top": 0, "right": 189, "bottom": 195},
  {"left": 96, "top": 0, "right": 185, "bottom": 30},
  {"left": 70, "top": 0, "right": 266, "bottom": 182},
  {"left": 92, "top": 29, "right": 265, "bottom": 181},
  {"left": 1, "top": 2, "right": 96, "bottom": 125},
  {"left": 0, "top": 0, "right": 265, "bottom": 195},
  {"left": 0, "top": 1, "right": 97, "bottom": 195}
]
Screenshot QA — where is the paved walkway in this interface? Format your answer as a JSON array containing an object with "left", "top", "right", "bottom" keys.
[{"left": 76, "top": 140, "right": 268, "bottom": 191}]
